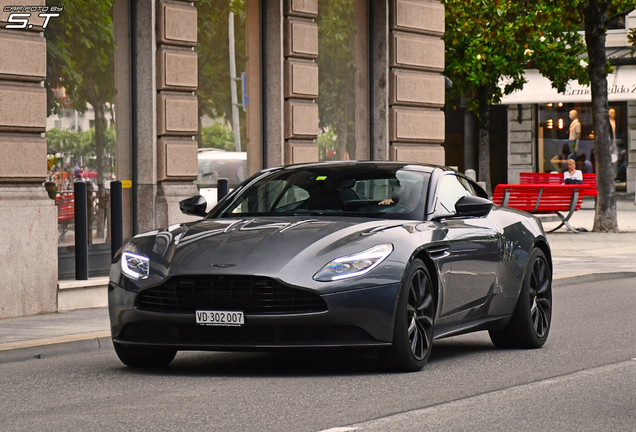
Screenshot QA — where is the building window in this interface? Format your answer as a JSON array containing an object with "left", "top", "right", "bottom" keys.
[
  {"left": 196, "top": 0, "right": 260, "bottom": 201},
  {"left": 537, "top": 102, "right": 627, "bottom": 180},
  {"left": 45, "top": 0, "right": 117, "bottom": 256},
  {"left": 316, "top": 0, "right": 369, "bottom": 161}
]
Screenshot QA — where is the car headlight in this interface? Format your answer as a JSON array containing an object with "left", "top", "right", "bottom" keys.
[
  {"left": 313, "top": 243, "right": 393, "bottom": 282},
  {"left": 121, "top": 251, "right": 150, "bottom": 280}
]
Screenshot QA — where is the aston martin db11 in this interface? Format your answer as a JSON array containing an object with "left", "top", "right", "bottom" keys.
[{"left": 109, "top": 162, "right": 553, "bottom": 371}]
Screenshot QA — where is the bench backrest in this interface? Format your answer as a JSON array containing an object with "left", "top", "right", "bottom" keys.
[
  {"left": 492, "top": 184, "right": 584, "bottom": 214},
  {"left": 519, "top": 172, "right": 597, "bottom": 196},
  {"left": 55, "top": 193, "right": 75, "bottom": 223}
]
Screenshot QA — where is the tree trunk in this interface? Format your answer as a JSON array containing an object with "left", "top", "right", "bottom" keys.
[
  {"left": 477, "top": 85, "right": 492, "bottom": 194},
  {"left": 585, "top": 0, "right": 618, "bottom": 232}
]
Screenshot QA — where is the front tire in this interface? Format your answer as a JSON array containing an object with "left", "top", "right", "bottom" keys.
[
  {"left": 489, "top": 248, "right": 552, "bottom": 349},
  {"left": 113, "top": 342, "right": 177, "bottom": 368},
  {"left": 380, "top": 259, "right": 435, "bottom": 372}
]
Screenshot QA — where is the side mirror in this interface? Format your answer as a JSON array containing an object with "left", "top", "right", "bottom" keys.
[
  {"left": 179, "top": 195, "right": 208, "bottom": 217},
  {"left": 455, "top": 195, "right": 493, "bottom": 217}
]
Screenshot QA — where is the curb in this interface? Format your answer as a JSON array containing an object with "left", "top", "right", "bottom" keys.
[
  {"left": 0, "top": 331, "right": 112, "bottom": 364},
  {"left": 553, "top": 271, "right": 636, "bottom": 286}
]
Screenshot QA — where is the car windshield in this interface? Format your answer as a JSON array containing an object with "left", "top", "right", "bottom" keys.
[{"left": 211, "top": 165, "right": 430, "bottom": 220}]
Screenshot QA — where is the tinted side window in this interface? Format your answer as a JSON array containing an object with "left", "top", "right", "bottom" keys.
[
  {"left": 437, "top": 175, "right": 472, "bottom": 214},
  {"left": 461, "top": 177, "right": 489, "bottom": 199}
]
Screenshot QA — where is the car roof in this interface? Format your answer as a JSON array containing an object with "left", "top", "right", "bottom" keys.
[{"left": 278, "top": 160, "right": 452, "bottom": 174}]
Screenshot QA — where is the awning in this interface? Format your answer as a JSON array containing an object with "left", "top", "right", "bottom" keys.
[{"left": 499, "top": 65, "right": 636, "bottom": 104}]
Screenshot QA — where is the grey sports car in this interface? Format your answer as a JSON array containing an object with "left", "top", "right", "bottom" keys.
[{"left": 109, "top": 162, "right": 552, "bottom": 372}]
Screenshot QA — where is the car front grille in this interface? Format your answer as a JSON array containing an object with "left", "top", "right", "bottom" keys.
[{"left": 137, "top": 275, "right": 327, "bottom": 314}]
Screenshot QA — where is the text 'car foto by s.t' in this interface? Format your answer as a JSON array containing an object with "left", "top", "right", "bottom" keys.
[{"left": 3, "top": 5, "right": 63, "bottom": 30}]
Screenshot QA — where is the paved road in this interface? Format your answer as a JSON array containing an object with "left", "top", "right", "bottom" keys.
[{"left": 1, "top": 278, "right": 635, "bottom": 432}]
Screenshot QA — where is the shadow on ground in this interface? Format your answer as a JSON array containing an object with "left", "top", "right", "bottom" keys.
[{"left": 111, "top": 336, "right": 498, "bottom": 378}]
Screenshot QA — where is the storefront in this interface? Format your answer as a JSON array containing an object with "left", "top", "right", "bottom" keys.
[{"left": 501, "top": 64, "right": 636, "bottom": 191}]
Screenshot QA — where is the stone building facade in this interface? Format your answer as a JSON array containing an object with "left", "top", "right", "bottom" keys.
[{"left": 0, "top": 0, "right": 446, "bottom": 319}]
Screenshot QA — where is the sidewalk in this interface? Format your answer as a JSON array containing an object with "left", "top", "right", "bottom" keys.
[{"left": 1, "top": 197, "right": 635, "bottom": 364}]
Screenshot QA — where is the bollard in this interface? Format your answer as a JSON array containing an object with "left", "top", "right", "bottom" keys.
[
  {"left": 111, "top": 181, "right": 123, "bottom": 260},
  {"left": 465, "top": 169, "right": 477, "bottom": 181},
  {"left": 74, "top": 181, "right": 88, "bottom": 280},
  {"left": 217, "top": 178, "right": 229, "bottom": 202}
]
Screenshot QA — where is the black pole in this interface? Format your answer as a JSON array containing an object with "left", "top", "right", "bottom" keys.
[
  {"left": 74, "top": 181, "right": 88, "bottom": 280},
  {"left": 217, "top": 178, "right": 229, "bottom": 202},
  {"left": 111, "top": 181, "right": 123, "bottom": 259}
]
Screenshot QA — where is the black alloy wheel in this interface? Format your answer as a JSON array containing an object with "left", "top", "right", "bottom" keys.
[
  {"left": 489, "top": 248, "right": 552, "bottom": 349},
  {"left": 113, "top": 342, "right": 177, "bottom": 368},
  {"left": 380, "top": 259, "right": 435, "bottom": 372}
]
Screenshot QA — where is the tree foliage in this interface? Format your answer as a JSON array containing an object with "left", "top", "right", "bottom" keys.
[
  {"left": 316, "top": 0, "right": 356, "bottom": 160},
  {"left": 46, "top": 126, "right": 116, "bottom": 157},
  {"left": 445, "top": 1, "right": 588, "bottom": 112},
  {"left": 200, "top": 122, "right": 236, "bottom": 151}
]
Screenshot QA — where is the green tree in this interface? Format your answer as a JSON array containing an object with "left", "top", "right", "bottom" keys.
[
  {"left": 443, "top": 0, "right": 588, "bottom": 192},
  {"left": 46, "top": 126, "right": 116, "bottom": 159},
  {"left": 200, "top": 122, "right": 236, "bottom": 151},
  {"left": 316, "top": 0, "right": 356, "bottom": 160},
  {"left": 45, "top": 0, "right": 116, "bottom": 237},
  {"left": 196, "top": 0, "right": 246, "bottom": 149},
  {"left": 581, "top": 0, "right": 635, "bottom": 232}
]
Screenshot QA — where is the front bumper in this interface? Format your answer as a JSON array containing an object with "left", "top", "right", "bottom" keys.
[{"left": 108, "top": 281, "right": 400, "bottom": 350}]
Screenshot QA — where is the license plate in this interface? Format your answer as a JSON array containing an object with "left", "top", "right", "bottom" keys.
[{"left": 195, "top": 310, "right": 244, "bottom": 326}]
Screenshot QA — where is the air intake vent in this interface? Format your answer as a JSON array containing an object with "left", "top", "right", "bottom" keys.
[{"left": 137, "top": 275, "right": 327, "bottom": 314}]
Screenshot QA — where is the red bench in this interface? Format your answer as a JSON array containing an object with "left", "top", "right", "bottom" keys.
[
  {"left": 519, "top": 172, "right": 597, "bottom": 197},
  {"left": 56, "top": 193, "right": 74, "bottom": 239},
  {"left": 492, "top": 184, "right": 584, "bottom": 233}
]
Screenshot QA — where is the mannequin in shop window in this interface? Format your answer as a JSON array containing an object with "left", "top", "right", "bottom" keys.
[
  {"left": 568, "top": 110, "right": 581, "bottom": 156},
  {"left": 609, "top": 108, "right": 617, "bottom": 140}
]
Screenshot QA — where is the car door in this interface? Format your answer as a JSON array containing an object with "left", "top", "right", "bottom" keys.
[{"left": 432, "top": 174, "right": 501, "bottom": 319}]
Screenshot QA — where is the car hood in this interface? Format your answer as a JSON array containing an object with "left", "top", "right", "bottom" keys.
[{"left": 128, "top": 216, "right": 416, "bottom": 291}]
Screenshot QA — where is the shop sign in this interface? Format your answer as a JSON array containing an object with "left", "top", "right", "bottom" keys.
[{"left": 500, "top": 65, "right": 636, "bottom": 104}]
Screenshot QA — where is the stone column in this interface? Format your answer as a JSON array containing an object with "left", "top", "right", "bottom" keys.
[
  {"left": 155, "top": 0, "right": 199, "bottom": 227},
  {"left": 133, "top": 0, "right": 199, "bottom": 233},
  {"left": 507, "top": 104, "right": 534, "bottom": 183},
  {"left": 387, "top": 0, "right": 445, "bottom": 164},
  {"left": 370, "top": 0, "right": 390, "bottom": 161},
  {"left": 283, "top": 0, "right": 319, "bottom": 164},
  {"left": 0, "top": 1, "right": 57, "bottom": 318}
]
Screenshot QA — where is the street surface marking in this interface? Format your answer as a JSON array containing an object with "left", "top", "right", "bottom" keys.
[{"left": 331, "top": 360, "right": 636, "bottom": 431}]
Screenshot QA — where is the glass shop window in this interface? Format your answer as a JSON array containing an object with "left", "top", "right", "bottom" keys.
[
  {"left": 317, "top": 0, "right": 369, "bottom": 161},
  {"left": 537, "top": 102, "right": 628, "bottom": 181},
  {"left": 196, "top": 0, "right": 260, "bottom": 206},
  {"left": 45, "top": 0, "right": 117, "bottom": 249}
]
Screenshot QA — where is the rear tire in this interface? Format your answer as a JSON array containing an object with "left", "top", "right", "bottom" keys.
[
  {"left": 113, "top": 342, "right": 177, "bottom": 368},
  {"left": 489, "top": 248, "right": 552, "bottom": 349},
  {"left": 379, "top": 259, "right": 435, "bottom": 372}
]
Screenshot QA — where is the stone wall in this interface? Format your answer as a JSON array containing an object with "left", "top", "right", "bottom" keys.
[
  {"left": 283, "top": 0, "right": 319, "bottom": 164},
  {"left": 154, "top": 0, "right": 199, "bottom": 228},
  {"left": 131, "top": 0, "right": 198, "bottom": 234},
  {"left": 0, "top": 0, "right": 58, "bottom": 318},
  {"left": 507, "top": 104, "right": 534, "bottom": 184},
  {"left": 388, "top": 0, "right": 445, "bottom": 164}
]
